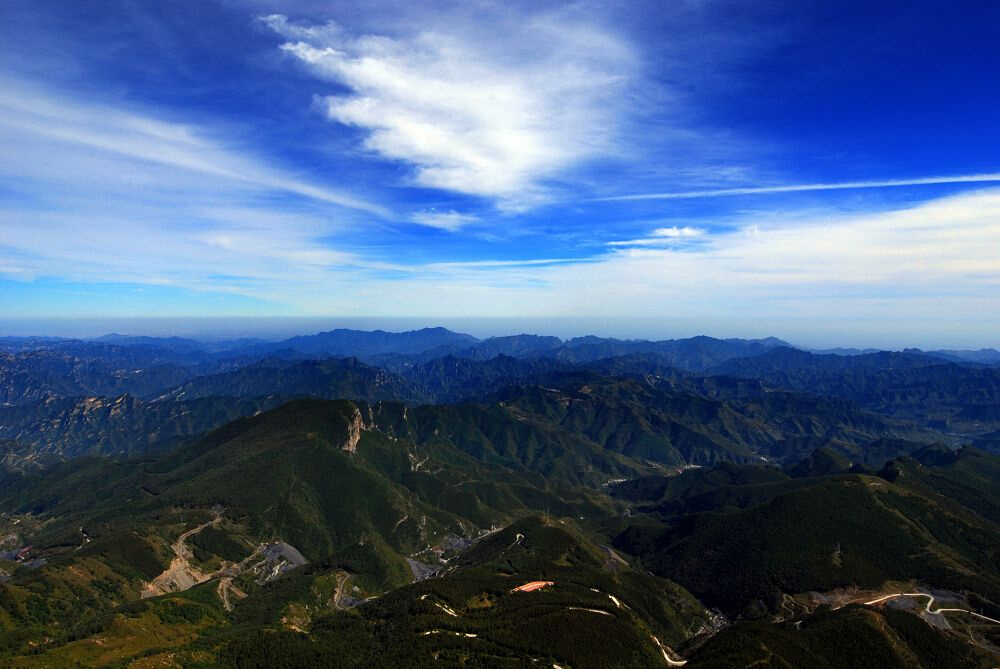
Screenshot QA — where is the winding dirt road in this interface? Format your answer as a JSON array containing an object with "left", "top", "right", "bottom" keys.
[
  {"left": 332, "top": 570, "right": 353, "bottom": 609},
  {"left": 864, "top": 592, "right": 1000, "bottom": 624},
  {"left": 498, "top": 533, "right": 524, "bottom": 557},
  {"left": 650, "top": 633, "right": 688, "bottom": 666},
  {"left": 142, "top": 510, "right": 222, "bottom": 599}
]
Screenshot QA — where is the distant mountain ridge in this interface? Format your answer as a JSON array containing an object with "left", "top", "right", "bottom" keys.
[
  {"left": 710, "top": 346, "right": 1000, "bottom": 431},
  {"left": 248, "top": 326, "right": 479, "bottom": 357},
  {"left": 5, "top": 327, "right": 996, "bottom": 366},
  {"left": 156, "top": 356, "right": 429, "bottom": 404},
  {"left": 0, "top": 329, "right": 796, "bottom": 410}
]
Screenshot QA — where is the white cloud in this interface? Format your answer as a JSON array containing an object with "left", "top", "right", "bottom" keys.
[
  {"left": 411, "top": 210, "right": 477, "bottom": 232},
  {"left": 607, "top": 225, "right": 705, "bottom": 246},
  {"left": 652, "top": 226, "right": 704, "bottom": 238},
  {"left": 260, "top": 12, "right": 635, "bottom": 207},
  {"left": 280, "top": 189, "right": 1000, "bottom": 346},
  {"left": 543, "top": 190, "right": 1000, "bottom": 312}
]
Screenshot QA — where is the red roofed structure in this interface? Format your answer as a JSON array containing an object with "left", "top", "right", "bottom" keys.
[{"left": 512, "top": 581, "right": 554, "bottom": 593}]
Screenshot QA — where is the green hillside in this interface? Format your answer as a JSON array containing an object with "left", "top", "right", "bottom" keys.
[
  {"left": 0, "top": 393, "right": 998, "bottom": 666},
  {"left": 686, "top": 605, "right": 996, "bottom": 668},
  {"left": 614, "top": 451, "right": 1000, "bottom": 616}
]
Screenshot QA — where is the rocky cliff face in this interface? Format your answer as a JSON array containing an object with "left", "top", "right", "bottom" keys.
[{"left": 342, "top": 403, "right": 366, "bottom": 453}]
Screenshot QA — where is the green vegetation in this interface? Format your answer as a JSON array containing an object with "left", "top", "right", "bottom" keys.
[
  {"left": 216, "top": 516, "right": 706, "bottom": 668},
  {"left": 0, "top": 361, "right": 999, "bottom": 667},
  {"left": 614, "top": 452, "right": 1000, "bottom": 617},
  {"left": 687, "top": 605, "right": 996, "bottom": 668},
  {"left": 190, "top": 526, "right": 251, "bottom": 563}
]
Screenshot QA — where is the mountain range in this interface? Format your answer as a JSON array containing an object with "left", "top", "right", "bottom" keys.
[{"left": 0, "top": 327, "right": 998, "bottom": 667}]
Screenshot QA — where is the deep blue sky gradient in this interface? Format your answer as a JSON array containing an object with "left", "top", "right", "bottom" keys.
[{"left": 1, "top": 1, "right": 998, "bottom": 347}]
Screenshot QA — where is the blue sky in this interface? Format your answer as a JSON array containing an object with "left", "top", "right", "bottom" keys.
[{"left": 1, "top": 0, "right": 999, "bottom": 347}]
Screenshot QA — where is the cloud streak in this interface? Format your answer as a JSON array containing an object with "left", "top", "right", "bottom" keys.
[
  {"left": 594, "top": 173, "right": 1000, "bottom": 201},
  {"left": 411, "top": 210, "right": 478, "bottom": 232},
  {"left": 0, "top": 78, "right": 389, "bottom": 217},
  {"left": 607, "top": 226, "right": 706, "bottom": 247},
  {"left": 0, "top": 78, "right": 393, "bottom": 307}
]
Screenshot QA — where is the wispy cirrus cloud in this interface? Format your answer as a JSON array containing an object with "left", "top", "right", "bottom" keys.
[
  {"left": 411, "top": 210, "right": 478, "bottom": 232},
  {"left": 422, "top": 257, "right": 585, "bottom": 270},
  {"left": 0, "top": 78, "right": 390, "bottom": 303},
  {"left": 607, "top": 225, "right": 706, "bottom": 247},
  {"left": 0, "top": 77, "right": 389, "bottom": 217},
  {"left": 596, "top": 173, "right": 1000, "bottom": 202},
  {"left": 259, "top": 12, "right": 635, "bottom": 208}
]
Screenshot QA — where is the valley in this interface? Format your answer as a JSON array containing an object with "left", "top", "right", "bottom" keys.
[{"left": 0, "top": 328, "right": 999, "bottom": 667}]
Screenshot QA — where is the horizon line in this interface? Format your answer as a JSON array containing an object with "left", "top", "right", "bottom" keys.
[{"left": 1, "top": 319, "right": 996, "bottom": 353}]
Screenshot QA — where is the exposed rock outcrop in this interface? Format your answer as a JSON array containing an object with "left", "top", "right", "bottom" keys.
[{"left": 343, "top": 403, "right": 365, "bottom": 453}]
